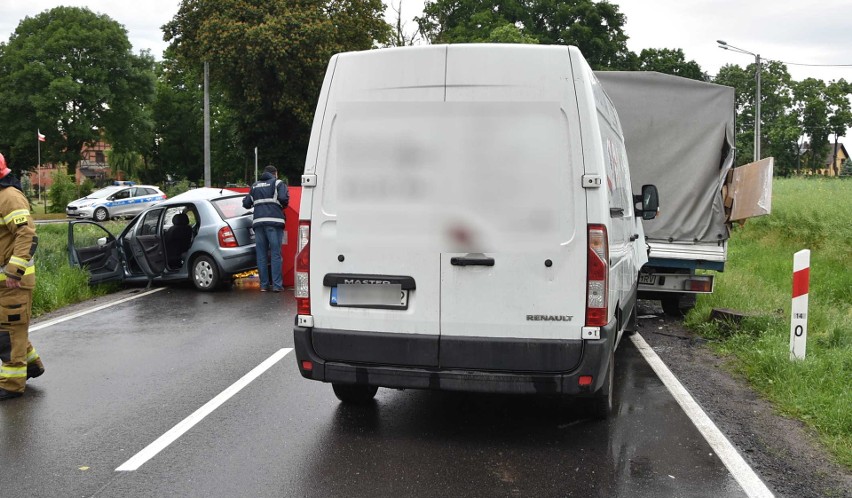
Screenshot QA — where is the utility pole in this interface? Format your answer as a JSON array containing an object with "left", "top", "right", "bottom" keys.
[
  {"left": 755, "top": 53, "right": 761, "bottom": 160},
  {"left": 717, "top": 40, "right": 762, "bottom": 161},
  {"left": 204, "top": 61, "right": 211, "bottom": 187}
]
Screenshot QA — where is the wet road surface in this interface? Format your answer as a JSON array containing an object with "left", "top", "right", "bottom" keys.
[{"left": 1, "top": 283, "right": 754, "bottom": 497}]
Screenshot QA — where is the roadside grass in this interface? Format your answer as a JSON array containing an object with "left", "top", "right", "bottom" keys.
[
  {"left": 685, "top": 177, "right": 852, "bottom": 468},
  {"left": 33, "top": 221, "right": 124, "bottom": 317}
]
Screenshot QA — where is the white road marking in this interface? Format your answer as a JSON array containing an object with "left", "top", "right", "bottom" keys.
[
  {"left": 31, "top": 288, "right": 167, "bottom": 331},
  {"left": 116, "top": 347, "right": 293, "bottom": 472},
  {"left": 630, "top": 334, "right": 774, "bottom": 498}
]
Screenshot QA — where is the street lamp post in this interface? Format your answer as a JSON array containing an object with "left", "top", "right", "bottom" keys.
[{"left": 717, "top": 40, "right": 761, "bottom": 161}]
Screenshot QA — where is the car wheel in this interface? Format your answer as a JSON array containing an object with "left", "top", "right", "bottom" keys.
[
  {"left": 93, "top": 207, "right": 109, "bottom": 222},
  {"left": 588, "top": 352, "right": 614, "bottom": 420},
  {"left": 332, "top": 383, "right": 379, "bottom": 404},
  {"left": 192, "top": 255, "right": 220, "bottom": 291}
]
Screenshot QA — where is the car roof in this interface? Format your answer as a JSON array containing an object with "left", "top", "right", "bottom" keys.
[
  {"left": 91, "top": 184, "right": 161, "bottom": 193},
  {"left": 92, "top": 186, "right": 123, "bottom": 194},
  {"left": 164, "top": 187, "right": 242, "bottom": 203}
]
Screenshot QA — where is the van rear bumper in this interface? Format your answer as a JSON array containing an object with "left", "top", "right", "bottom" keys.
[{"left": 293, "top": 321, "right": 616, "bottom": 396}]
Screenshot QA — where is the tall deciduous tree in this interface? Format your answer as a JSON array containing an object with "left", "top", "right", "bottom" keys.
[
  {"left": 151, "top": 54, "right": 204, "bottom": 183},
  {"left": 794, "top": 78, "right": 829, "bottom": 172},
  {"left": 637, "top": 48, "right": 705, "bottom": 81},
  {"left": 163, "top": 0, "right": 390, "bottom": 182},
  {"left": 0, "top": 7, "right": 155, "bottom": 174},
  {"left": 416, "top": 0, "right": 634, "bottom": 69},
  {"left": 714, "top": 61, "right": 798, "bottom": 173},
  {"left": 825, "top": 79, "right": 852, "bottom": 176},
  {"left": 387, "top": 1, "right": 422, "bottom": 47}
]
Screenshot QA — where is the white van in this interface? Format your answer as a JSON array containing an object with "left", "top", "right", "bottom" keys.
[{"left": 293, "top": 44, "right": 658, "bottom": 417}]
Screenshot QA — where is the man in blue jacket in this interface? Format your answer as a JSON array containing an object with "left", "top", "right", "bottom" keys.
[{"left": 243, "top": 165, "right": 289, "bottom": 292}]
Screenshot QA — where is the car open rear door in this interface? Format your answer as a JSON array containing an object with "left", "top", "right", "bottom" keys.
[
  {"left": 68, "top": 221, "right": 125, "bottom": 284},
  {"left": 127, "top": 208, "right": 167, "bottom": 278}
]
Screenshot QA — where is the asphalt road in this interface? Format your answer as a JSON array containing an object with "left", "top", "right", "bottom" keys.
[{"left": 1, "top": 283, "right": 758, "bottom": 497}]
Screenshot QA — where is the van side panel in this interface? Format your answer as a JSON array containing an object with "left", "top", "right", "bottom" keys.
[{"left": 569, "top": 47, "right": 641, "bottom": 336}]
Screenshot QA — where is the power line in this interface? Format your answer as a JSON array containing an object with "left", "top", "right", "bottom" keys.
[{"left": 777, "top": 61, "right": 852, "bottom": 68}]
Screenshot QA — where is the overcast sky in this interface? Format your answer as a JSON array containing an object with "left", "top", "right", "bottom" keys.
[{"left": 1, "top": 0, "right": 850, "bottom": 84}]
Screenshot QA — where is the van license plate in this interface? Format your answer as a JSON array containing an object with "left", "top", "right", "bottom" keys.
[
  {"left": 638, "top": 274, "right": 656, "bottom": 285},
  {"left": 330, "top": 284, "right": 408, "bottom": 309}
]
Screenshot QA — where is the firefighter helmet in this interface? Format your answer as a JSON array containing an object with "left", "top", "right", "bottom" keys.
[{"left": 0, "top": 153, "right": 9, "bottom": 179}]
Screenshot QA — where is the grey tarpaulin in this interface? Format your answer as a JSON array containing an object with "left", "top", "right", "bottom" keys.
[{"left": 596, "top": 71, "right": 735, "bottom": 244}]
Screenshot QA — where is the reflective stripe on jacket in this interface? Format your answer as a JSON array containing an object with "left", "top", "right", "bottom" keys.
[{"left": 0, "top": 185, "right": 36, "bottom": 289}]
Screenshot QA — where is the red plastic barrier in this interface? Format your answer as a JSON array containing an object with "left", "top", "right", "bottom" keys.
[{"left": 232, "top": 186, "right": 301, "bottom": 287}]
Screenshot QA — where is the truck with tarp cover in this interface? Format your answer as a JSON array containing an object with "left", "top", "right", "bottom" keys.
[{"left": 597, "top": 71, "right": 772, "bottom": 316}]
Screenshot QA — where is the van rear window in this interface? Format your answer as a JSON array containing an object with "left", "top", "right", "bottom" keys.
[
  {"left": 212, "top": 196, "right": 252, "bottom": 219},
  {"left": 332, "top": 101, "right": 573, "bottom": 253}
]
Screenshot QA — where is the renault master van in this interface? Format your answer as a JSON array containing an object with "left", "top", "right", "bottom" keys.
[{"left": 293, "top": 44, "right": 658, "bottom": 418}]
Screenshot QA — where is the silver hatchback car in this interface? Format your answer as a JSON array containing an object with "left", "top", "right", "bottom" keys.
[{"left": 68, "top": 188, "right": 256, "bottom": 291}]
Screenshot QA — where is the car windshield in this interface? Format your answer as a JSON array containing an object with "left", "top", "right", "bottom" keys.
[
  {"left": 212, "top": 196, "right": 253, "bottom": 220},
  {"left": 87, "top": 187, "right": 122, "bottom": 199}
]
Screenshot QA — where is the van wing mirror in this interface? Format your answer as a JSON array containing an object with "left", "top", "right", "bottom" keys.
[{"left": 634, "top": 184, "right": 659, "bottom": 220}]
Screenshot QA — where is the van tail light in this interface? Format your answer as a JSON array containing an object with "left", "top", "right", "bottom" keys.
[
  {"left": 218, "top": 226, "right": 238, "bottom": 248},
  {"left": 586, "top": 224, "right": 609, "bottom": 327},
  {"left": 295, "top": 220, "right": 311, "bottom": 315}
]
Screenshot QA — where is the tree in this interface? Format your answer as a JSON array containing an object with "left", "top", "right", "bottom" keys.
[
  {"left": 794, "top": 78, "right": 829, "bottom": 172},
  {"left": 151, "top": 53, "right": 204, "bottom": 183},
  {"left": 387, "top": 0, "right": 422, "bottom": 47},
  {"left": 842, "top": 159, "right": 852, "bottom": 177},
  {"left": 416, "top": 0, "right": 635, "bottom": 69},
  {"left": 163, "top": 0, "right": 391, "bottom": 183},
  {"left": 825, "top": 79, "right": 852, "bottom": 176},
  {"left": 714, "top": 61, "right": 798, "bottom": 172},
  {"left": 0, "top": 7, "right": 155, "bottom": 174},
  {"left": 637, "top": 48, "right": 705, "bottom": 81}
]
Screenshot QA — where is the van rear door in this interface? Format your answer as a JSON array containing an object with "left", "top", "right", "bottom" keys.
[
  {"left": 307, "top": 48, "right": 447, "bottom": 368},
  {"left": 438, "top": 45, "right": 588, "bottom": 372}
]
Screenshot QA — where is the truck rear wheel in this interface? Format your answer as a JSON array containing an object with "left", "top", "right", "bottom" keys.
[
  {"left": 332, "top": 383, "right": 379, "bottom": 404},
  {"left": 661, "top": 293, "right": 697, "bottom": 317}
]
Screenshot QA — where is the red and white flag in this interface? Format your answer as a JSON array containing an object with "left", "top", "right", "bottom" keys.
[{"left": 37, "top": 130, "right": 46, "bottom": 142}]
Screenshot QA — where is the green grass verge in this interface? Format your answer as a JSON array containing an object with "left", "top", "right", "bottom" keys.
[
  {"left": 33, "top": 222, "right": 123, "bottom": 316},
  {"left": 685, "top": 177, "right": 852, "bottom": 468}
]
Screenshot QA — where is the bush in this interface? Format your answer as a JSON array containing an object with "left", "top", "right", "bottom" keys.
[
  {"left": 47, "top": 171, "right": 77, "bottom": 213},
  {"left": 164, "top": 179, "right": 192, "bottom": 198},
  {"left": 79, "top": 178, "right": 95, "bottom": 198},
  {"left": 20, "top": 173, "right": 34, "bottom": 199}
]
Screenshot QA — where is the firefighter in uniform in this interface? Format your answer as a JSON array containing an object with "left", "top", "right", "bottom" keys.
[{"left": 0, "top": 152, "right": 44, "bottom": 400}]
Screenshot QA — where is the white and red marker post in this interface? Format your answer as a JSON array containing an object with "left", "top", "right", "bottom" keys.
[{"left": 790, "top": 250, "right": 810, "bottom": 361}]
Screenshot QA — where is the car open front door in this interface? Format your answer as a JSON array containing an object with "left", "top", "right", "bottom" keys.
[
  {"left": 68, "top": 221, "right": 125, "bottom": 284},
  {"left": 127, "top": 208, "right": 167, "bottom": 278}
]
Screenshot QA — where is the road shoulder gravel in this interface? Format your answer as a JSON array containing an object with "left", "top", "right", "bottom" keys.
[{"left": 636, "top": 300, "right": 851, "bottom": 498}]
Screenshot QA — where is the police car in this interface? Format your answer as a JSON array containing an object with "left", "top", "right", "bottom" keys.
[{"left": 66, "top": 183, "right": 167, "bottom": 221}]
